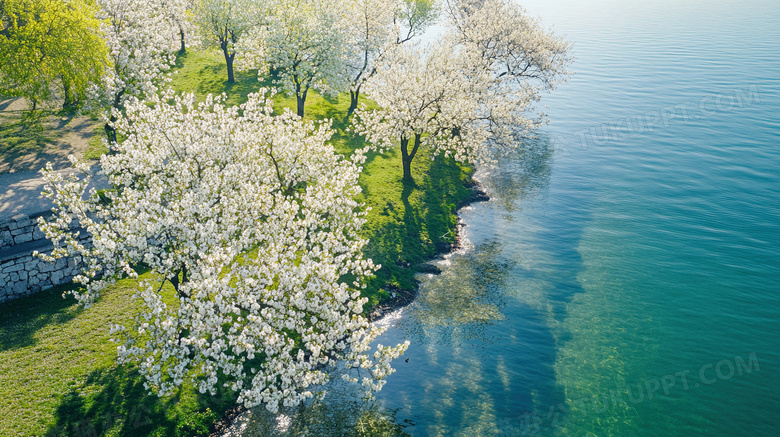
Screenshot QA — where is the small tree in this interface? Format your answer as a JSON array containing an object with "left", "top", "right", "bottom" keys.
[
  {"left": 261, "top": 0, "right": 349, "bottom": 117},
  {"left": 343, "top": 0, "right": 438, "bottom": 116},
  {"left": 0, "top": 0, "right": 108, "bottom": 110},
  {"left": 191, "top": 0, "right": 256, "bottom": 83},
  {"left": 163, "top": 0, "right": 195, "bottom": 54},
  {"left": 37, "top": 89, "right": 408, "bottom": 413},
  {"left": 354, "top": 0, "right": 571, "bottom": 182},
  {"left": 353, "top": 41, "right": 475, "bottom": 182}
]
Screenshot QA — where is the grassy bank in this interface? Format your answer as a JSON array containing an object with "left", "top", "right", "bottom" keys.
[{"left": 0, "top": 49, "right": 475, "bottom": 436}]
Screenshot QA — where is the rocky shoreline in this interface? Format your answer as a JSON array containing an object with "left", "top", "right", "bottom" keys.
[
  {"left": 367, "top": 181, "right": 489, "bottom": 322},
  {"left": 208, "top": 180, "right": 489, "bottom": 437}
]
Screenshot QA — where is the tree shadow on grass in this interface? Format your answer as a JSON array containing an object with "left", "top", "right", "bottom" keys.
[
  {"left": 0, "top": 114, "right": 60, "bottom": 172},
  {"left": 0, "top": 285, "right": 80, "bottom": 352},
  {"left": 46, "top": 365, "right": 236, "bottom": 437},
  {"left": 423, "top": 156, "right": 476, "bottom": 252},
  {"left": 361, "top": 155, "right": 475, "bottom": 309}
]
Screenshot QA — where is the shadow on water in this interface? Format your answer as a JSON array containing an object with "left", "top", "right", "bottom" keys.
[
  {"left": 234, "top": 133, "right": 592, "bottom": 436},
  {"left": 515, "top": 134, "right": 592, "bottom": 332},
  {"left": 360, "top": 133, "right": 592, "bottom": 435},
  {"left": 239, "top": 395, "right": 410, "bottom": 437},
  {"left": 479, "top": 134, "right": 555, "bottom": 214},
  {"left": 406, "top": 241, "right": 515, "bottom": 344},
  {"left": 483, "top": 133, "right": 593, "bottom": 329}
]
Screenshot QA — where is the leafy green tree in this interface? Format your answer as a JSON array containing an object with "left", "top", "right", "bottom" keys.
[{"left": 0, "top": 0, "right": 108, "bottom": 109}]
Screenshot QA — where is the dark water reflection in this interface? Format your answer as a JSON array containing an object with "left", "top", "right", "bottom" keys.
[{"left": 235, "top": 132, "right": 564, "bottom": 436}]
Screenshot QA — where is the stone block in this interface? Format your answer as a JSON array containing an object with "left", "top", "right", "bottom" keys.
[
  {"left": 4, "top": 262, "right": 24, "bottom": 273},
  {"left": 14, "top": 232, "right": 33, "bottom": 244},
  {"left": 0, "top": 230, "right": 11, "bottom": 243},
  {"left": 10, "top": 272, "right": 19, "bottom": 282},
  {"left": 13, "top": 281, "right": 26, "bottom": 294},
  {"left": 39, "top": 262, "right": 55, "bottom": 273},
  {"left": 19, "top": 271, "right": 28, "bottom": 282},
  {"left": 33, "top": 227, "right": 46, "bottom": 240},
  {"left": 25, "top": 258, "right": 40, "bottom": 270},
  {"left": 55, "top": 258, "right": 67, "bottom": 270},
  {"left": 52, "top": 270, "right": 64, "bottom": 284},
  {"left": 13, "top": 216, "right": 31, "bottom": 227}
]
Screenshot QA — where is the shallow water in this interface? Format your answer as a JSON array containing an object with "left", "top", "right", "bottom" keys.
[{"left": 241, "top": 0, "right": 780, "bottom": 435}]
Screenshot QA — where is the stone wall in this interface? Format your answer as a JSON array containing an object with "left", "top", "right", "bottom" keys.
[{"left": 0, "top": 213, "right": 87, "bottom": 302}]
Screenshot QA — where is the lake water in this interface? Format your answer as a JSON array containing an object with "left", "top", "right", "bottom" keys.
[{"left": 242, "top": 0, "right": 780, "bottom": 435}]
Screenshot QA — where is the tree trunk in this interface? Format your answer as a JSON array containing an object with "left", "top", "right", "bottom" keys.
[
  {"left": 226, "top": 53, "right": 235, "bottom": 83},
  {"left": 400, "top": 134, "right": 422, "bottom": 183},
  {"left": 297, "top": 88, "right": 308, "bottom": 118},
  {"left": 104, "top": 121, "right": 117, "bottom": 144},
  {"left": 221, "top": 42, "right": 235, "bottom": 83},
  {"left": 179, "top": 28, "right": 186, "bottom": 54},
  {"left": 62, "top": 79, "right": 76, "bottom": 109},
  {"left": 347, "top": 88, "right": 360, "bottom": 116},
  {"left": 105, "top": 90, "right": 123, "bottom": 146}
]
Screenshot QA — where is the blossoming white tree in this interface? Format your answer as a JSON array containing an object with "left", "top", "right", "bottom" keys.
[
  {"left": 93, "top": 0, "right": 179, "bottom": 142},
  {"left": 445, "top": 0, "right": 571, "bottom": 93},
  {"left": 37, "top": 90, "right": 409, "bottom": 412},
  {"left": 343, "top": 0, "right": 438, "bottom": 115},
  {"left": 353, "top": 40, "right": 473, "bottom": 182},
  {"left": 191, "top": 0, "right": 258, "bottom": 83},
  {"left": 260, "top": 0, "right": 350, "bottom": 117},
  {"left": 353, "top": 0, "right": 571, "bottom": 182},
  {"left": 163, "top": 0, "right": 196, "bottom": 54}
]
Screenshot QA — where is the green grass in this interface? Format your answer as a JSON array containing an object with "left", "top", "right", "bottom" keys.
[
  {"left": 0, "top": 276, "right": 233, "bottom": 437},
  {"left": 83, "top": 124, "right": 110, "bottom": 161},
  {"left": 0, "top": 48, "right": 475, "bottom": 436}
]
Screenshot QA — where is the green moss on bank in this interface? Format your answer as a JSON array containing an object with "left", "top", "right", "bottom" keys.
[{"left": 0, "top": 48, "right": 474, "bottom": 436}]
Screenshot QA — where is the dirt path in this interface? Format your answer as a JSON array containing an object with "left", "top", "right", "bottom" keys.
[
  {"left": 0, "top": 97, "right": 105, "bottom": 220},
  {"left": 0, "top": 97, "right": 102, "bottom": 174}
]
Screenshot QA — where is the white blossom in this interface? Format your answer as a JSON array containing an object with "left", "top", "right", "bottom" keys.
[
  {"left": 191, "top": 0, "right": 260, "bottom": 83},
  {"left": 353, "top": 0, "right": 572, "bottom": 181},
  {"left": 342, "top": 0, "right": 438, "bottom": 114},
  {"left": 38, "top": 89, "right": 408, "bottom": 413},
  {"left": 90, "top": 0, "right": 178, "bottom": 111},
  {"left": 243, "top": 0, "right": 351, "bottom": 116}
]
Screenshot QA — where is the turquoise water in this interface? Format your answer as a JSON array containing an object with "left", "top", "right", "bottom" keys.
[
  {"left": 239, "top": 1, "right": 780, "bottom": 435},
  {"left": 369, "top": 1, "right": 780, "bottom": 436}
]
